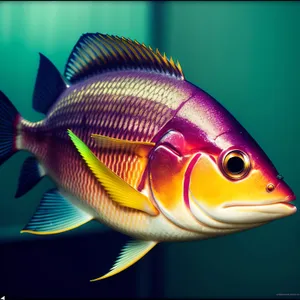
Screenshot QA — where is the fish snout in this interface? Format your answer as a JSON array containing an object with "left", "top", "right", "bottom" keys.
[
  {"left": 273, "top": 181, "right": 297, "bottom": 209},
  {"left": 285, "top": 193, "right": 296, "bottom": 202}
]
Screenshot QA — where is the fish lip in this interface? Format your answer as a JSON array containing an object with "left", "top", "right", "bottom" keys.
[
  {"left": 223, "top": 200, "right": 297, "bottom": 216},
  {"left": 223, "top": 198, "right": 296, "bottom": 209}
]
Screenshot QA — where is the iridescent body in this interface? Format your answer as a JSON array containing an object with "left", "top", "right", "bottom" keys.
[
  {"left": 0, "top": 33, "right": 296, "bottom": 281},
  {"left": 21, "top": 72, "right": 203, "bottom": 241}
]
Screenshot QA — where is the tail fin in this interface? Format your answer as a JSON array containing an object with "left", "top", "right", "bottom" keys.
[{"left": 0, "top": 91, "right": 20, "bottom": 165}]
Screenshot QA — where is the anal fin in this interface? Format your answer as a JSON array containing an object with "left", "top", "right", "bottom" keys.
[
  {"left": 21, "top": 189, "right": 93, "bottom": 235},
  {"left": 91, "top": 240, "right": 157, "bottom": 281},
  {"left": 15, "top": 156, "right": 46, "bottom": 198}
]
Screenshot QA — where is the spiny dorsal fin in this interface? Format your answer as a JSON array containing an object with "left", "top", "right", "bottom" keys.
[{"left": 64, "top": 33, "right": 184, "bottom": 84}]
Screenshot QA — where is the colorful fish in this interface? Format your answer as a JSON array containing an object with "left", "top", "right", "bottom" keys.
[{"left": 0, "top": 33, "right": 296, "bottom": 281}]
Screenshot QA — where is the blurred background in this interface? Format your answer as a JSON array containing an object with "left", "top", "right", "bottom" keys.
[{"left": 0, "top": 1, "right": 299, "bottom": 298}]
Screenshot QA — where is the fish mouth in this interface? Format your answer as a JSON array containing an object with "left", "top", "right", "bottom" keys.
[
  {"left": 189, "top": 190, "right": 296, "bottom": 226},
  {"left": 223, "top": 195, "right": 297, "bottom": 214}
]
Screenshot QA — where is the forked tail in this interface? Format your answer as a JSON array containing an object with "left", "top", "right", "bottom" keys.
[{"left": 0, "top": 91, "right": 21, "bottom": 165}]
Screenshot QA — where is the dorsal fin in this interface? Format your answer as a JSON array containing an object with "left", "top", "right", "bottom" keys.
[
  {"left": 64, "top": 33, "right": 184, "bottom": 84},
  {"left": 33, "top": 53, "right": 67, "bottom": 114}
]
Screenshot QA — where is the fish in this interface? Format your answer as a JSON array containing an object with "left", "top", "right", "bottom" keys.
[{"left": 0, "top": 33, "right": 296, "bottom": 281}]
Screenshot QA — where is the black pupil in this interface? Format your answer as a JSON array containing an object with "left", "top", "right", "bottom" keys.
[{"left": 227, "top": 156, "right": 245, "bottom": 174}]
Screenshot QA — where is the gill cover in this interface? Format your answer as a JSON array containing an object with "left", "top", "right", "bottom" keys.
[{"left": 149, "top": 130, "right": 204, "bottom": 232}]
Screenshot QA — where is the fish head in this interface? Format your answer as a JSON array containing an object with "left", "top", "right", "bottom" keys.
[
  {"left": 189, "top": 142, "right": 296, "bottom": 227},
  {"left": 182, "top": 94, "right": 296, "bottom": 228}
]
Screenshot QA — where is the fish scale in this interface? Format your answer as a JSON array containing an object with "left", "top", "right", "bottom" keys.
[
  {"left": 47, "top": 75, "right": 177, "bottom": 142},
  {"left": 19, "top": 71, "right": 200, "bottom": 241}
]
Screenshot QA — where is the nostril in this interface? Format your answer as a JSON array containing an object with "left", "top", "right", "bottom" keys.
[{"left": 266, "top": 183, "right": 275, "bottom": 193}]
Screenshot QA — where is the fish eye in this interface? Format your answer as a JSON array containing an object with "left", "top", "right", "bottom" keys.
[{"left": 221, "top": 150, "right": 251, "bottom": 180}]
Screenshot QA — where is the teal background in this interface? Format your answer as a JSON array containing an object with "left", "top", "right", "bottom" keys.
[
  {"left": 0, "top": 1, "right": 151, "bottom": 242},
  {"left": 0, "top": 1, "right": 299, "bottom": 298}
]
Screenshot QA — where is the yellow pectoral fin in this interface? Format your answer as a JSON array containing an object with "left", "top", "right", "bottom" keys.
[
  {"left": 91, "top": 133, "right": 155, "bottom": 157},
  {"left": 91, "top": 240, "right": 157, "bottom": 281},
  {"left": 68, "top": 130, "right": 158, "bottom": 216}
]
